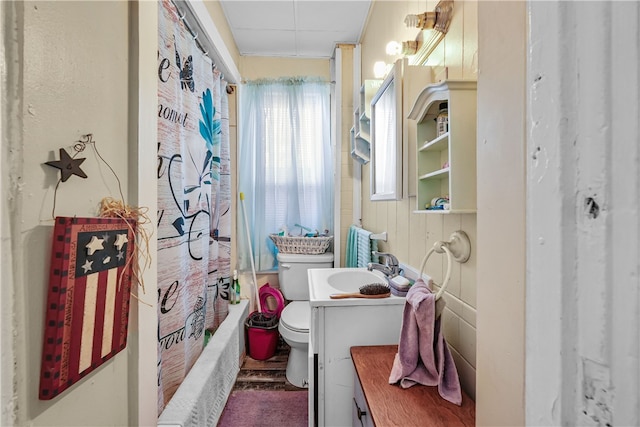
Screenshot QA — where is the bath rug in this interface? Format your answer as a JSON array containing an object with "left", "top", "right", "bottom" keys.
[{"left": 217, "top": 389, "right": 308, "bottom": 427}]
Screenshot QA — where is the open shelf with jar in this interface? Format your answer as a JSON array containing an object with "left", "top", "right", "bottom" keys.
[{"left": 408, "top": 80, "right": 477, "bottom": 213}]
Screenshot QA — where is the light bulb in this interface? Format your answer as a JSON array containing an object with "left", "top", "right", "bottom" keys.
[
  {"left": 386, "top": 41, "right": 402, "bottom": 56},
  {"left": 404, "top": 11, "right": 437, "bottom": 29},
  {"left": 373, "top": 61, "right": 387, "bottom": 79},
  {"left": 404, "top": 14, "right": 419, "bottom": 28}
]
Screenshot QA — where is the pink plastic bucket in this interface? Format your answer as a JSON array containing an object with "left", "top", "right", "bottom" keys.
[{"left": 245, "top": 311, "right": 279, "bottom": 360}]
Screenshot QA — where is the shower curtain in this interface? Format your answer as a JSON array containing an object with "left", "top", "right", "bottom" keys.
[{"left": 157, "top": 0, "right": 231, "bottom": 414}]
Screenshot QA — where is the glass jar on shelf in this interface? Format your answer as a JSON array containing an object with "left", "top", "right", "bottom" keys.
[{"left": 436, "top": 102, "right": 448, "bottom": 137}]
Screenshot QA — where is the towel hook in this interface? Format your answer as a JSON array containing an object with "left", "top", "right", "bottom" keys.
[{"left": 418, "top": 230, "right": 471, "bottom": 300}]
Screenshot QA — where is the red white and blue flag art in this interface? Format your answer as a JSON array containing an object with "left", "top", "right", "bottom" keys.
[{"left": 39, "top": 216, "right": 136, "bottom": 400}]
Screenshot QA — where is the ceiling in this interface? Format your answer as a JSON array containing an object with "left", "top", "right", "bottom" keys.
[{"left": 218, "top": 0, "right": 373, "bottom": 58}]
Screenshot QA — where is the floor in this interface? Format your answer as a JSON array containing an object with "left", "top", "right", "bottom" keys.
[
  {"left": 217, "top": 337, "right": 309, "bottom": 426},
  {"left": 232, "top": 337, "right": 301, "bottom": 391}
]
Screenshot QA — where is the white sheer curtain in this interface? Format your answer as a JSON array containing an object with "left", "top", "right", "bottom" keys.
[{"left": 238, "top": 78, "right": 333, "bottom": 271}]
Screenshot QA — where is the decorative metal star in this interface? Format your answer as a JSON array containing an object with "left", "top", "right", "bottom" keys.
[{"left": 45, "top": 148, "right": 88, "bottom": 182}]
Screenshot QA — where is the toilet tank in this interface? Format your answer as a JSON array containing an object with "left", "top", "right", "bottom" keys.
[{"left": 277, "top": 252, "right": 334, "bottom": 301}]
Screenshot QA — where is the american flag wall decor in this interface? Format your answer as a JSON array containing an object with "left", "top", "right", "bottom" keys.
[{"left": 39, "top": 216, "right": 136, "bottom": 400}]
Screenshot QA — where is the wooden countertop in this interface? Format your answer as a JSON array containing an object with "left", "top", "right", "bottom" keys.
[{"left": 351, "top": 345, "right": 476, "bottom": 427}]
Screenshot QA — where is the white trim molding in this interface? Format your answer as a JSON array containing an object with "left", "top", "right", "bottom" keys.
[{"left": 527, "top": 1, "right": 640, "bottom": 425}]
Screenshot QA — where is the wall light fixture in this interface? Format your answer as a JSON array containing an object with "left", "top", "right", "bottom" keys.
[
  {"left": 404, "top": 0, "right": 453, "bottom": 32},
  {"left": 386, "top": 40, "right": 420, "bottom": 57},
  {"left": 403, "top": 0, "right": 454, "bottom": 65}
]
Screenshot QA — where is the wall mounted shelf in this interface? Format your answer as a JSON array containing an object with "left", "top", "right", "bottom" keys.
[
  {"left": 351, "top": 80, "right": 382, "bottom": 164},
  {"left": 358, "top": 79, "right": 382, "bottom": 142},
  {"left": 408, "top": 80, "right": 477, "bottom": 214}
]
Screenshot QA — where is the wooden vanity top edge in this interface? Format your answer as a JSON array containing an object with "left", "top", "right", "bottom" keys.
[{"left": 350, "top": 345, "right": 476, "bottom": 427}]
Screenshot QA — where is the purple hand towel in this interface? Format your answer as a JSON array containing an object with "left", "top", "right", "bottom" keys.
[{"left": 388, "top": 279, "right": 462, "bottom": 405}]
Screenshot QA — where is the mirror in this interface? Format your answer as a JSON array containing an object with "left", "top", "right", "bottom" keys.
[{"left": 370, "top": 60, "right": 402, "bottom": 201}]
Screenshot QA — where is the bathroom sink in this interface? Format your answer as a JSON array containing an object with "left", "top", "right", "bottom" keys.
[
  {"left": 326, "top": 269, "right": 387, "bottom": 292},
  {"left": 308, "top": 268, "right": 404, "bottom": 307}
]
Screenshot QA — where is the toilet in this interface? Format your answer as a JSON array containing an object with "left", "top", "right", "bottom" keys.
[{"left": 277, "top": 252, "right": 334, "bottom": 388}]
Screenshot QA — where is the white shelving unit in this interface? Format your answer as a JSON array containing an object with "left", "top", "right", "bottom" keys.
[
  {"left": 402, "top": 62, "right": 434, "bottom": 197},
  {"left": 408, "top": 80, "right": 477, "bottom": 213},
  {"left": 350, "top": 108, "right": 369, "bottom": 164},
  {"left": 357, "top": 79, "right": 381, "bottom": 142},
  {"left": 351, "top": 80, "right": 382, "bottom": 164}
]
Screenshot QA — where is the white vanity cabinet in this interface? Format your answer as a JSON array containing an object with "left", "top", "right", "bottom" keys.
[
  {"left": 352, "top": 371, "right": 373, "bottom": 427},
  {"left": 309, "top": 300, "right": 404, "bottom": 426},
  {"left": 408, "top": 80, "right": 477, "bottom": 213}
]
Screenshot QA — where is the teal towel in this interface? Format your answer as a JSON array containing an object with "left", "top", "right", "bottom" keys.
[
  {"left": 345, "top": 225, "right": 359, "bottom": 267},
  {"left": 346, "top": 225, "right": 379, "bottom": 268},
  {"left": 356, "top": 227, "right": 374, "bottom": 268},
  {"left": 345, "top": 225, "right": 378, "bottom": 267},
  {"left": 370, "top": 239, "right": 378, "bottom": 263}
]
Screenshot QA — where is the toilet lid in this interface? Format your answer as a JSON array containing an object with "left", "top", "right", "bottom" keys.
[{"left": 280, "top": 301, "right": 310, "bottom": 333}]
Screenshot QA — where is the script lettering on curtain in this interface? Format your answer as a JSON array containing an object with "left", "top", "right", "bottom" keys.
[{"left": 156, "top": 0, "right": 232, "bottom": 414}]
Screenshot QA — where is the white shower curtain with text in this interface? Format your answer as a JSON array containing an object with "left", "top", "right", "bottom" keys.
[{"left": 157, "top": 0, "right": 231, "bottom": 414}]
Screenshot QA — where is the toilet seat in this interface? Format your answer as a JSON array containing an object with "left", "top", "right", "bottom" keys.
[
  {"left": 259, "top": 284, "right": 285, "bottom": 318},
  {"left": 279, "top": 301, "right": 309, "bottom": 333}
]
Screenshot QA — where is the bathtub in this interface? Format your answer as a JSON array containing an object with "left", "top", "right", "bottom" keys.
[{"left": 158, "top": 300, "right": 249, "bottom": 427}]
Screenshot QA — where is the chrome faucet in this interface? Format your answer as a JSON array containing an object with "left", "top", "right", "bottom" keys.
[{"left": 367, "top": 251, "right": 401, "bottom": 278}]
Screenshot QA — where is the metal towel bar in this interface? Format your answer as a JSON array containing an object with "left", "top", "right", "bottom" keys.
[{"left": 369, "top": 231, "right": 387, "bottom": 241}]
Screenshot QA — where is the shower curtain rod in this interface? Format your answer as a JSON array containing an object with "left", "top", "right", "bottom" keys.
[
  {"left": 170, "top": 0, "right": 241, "bottom": 84},
  {"left": 169, "top": 0, "right": 222, "bottom": 77}
]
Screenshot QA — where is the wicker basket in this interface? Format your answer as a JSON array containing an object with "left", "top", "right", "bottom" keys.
[{"left": 269, "top": 234, "right": 333, "bottom": 255}]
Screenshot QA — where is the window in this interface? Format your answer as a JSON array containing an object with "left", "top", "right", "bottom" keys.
[{"left": 238, "top": 78, "right": 333, "bottom": 271}]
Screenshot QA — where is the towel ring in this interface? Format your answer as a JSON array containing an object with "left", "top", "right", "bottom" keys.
[{"left": 418, "top": 231, "right": 471, "bottom": 301}]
